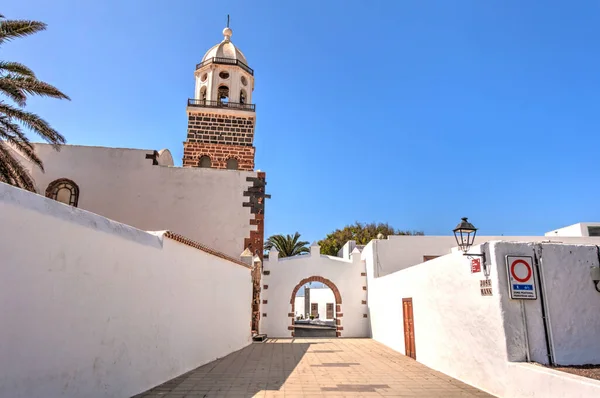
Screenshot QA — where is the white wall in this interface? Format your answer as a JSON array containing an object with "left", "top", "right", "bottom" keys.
[
  {"left": 308, "top": 287, "right": 336, "bottom": 320},
  {"left": 492, "top": 242, "right": 600, "bottom": 366},
  {"left": 260, "top": 246, "right": 368, "bottom": 337},
  {"left": 374, "top": 234, "right": 600, "bottom": 277},
  {"left": 0, "top": 182, "right": 252, "bottom": 398},
  {"left": 294, "top": 296, "right": 304, "bottom": 317},
  {"left": 26, "top": 143, "right": 256, "bottom": 258},
  {"left": 365, "top": 242, "right": 511, "bottom": 396},
  {"left": 365, "top": 239, "right": 600, "bottom": 397},
  {"left": 545, "top": 222, "right": 600, "bottom": 237}
]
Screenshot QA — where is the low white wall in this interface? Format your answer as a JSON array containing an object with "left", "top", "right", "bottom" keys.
[
  {"left": 0, "top": 183, "right": 252, "bottom": 398},
  {"left": 260, "top": 246, "right": 368, "bottom": 338},
  {"left": 25, "top": 143, "right": 257, "bottom": 258},
  {"left": 506, "top": 363, "right": 600, "bottom": 398}
]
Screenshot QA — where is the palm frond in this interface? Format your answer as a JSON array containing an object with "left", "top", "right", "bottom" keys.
[
  {"left": 0, "top": 61, "right": 35, "bottom": 77},
  {"left": 0, "top": 77, "right": 27, "bottom": 105},
  {"left": 0, "top": 18, "right": 46, "bottom": 44},
  {"left": 0, "top": 115, "right": 42, "bottom": 169},
  {"left": 0, "top": 102, "right": 65, "bottom": 147},
  {"left": 0, "top": 75, "right": 70, "bottom": 102},
  {"left": 0, "top": 141, "right": 36, "bottom": 191},
  {"left": 265, "top": 232, "right": 310, "bottom": 258}
]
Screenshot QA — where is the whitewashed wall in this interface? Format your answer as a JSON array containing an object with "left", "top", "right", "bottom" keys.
[
  {"left": 294, "top": 296, "right": 304, "bottom": 317},
  {"left": 374, "top": 235, "right": 600, "bottom": 277},
  {"left": 24, "top": 143, "right": 256, "bottom": 258},
  {"left": 260, "top": 246, "right": 368, "bottom": 337},
  {"left": 0, "top": 182, "right": 252, "bottom": 398},
  {"left": 365, "top": 239, "right": 600, "bottom": 397},
  {"left": 308, "top": 288, "right": 336, "bottom": 320},
  {"left": 492, "top": 242, "right": 600, "bottom": 366}
]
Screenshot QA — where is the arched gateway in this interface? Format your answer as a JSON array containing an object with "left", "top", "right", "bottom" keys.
[
  {"left": 258, "top": 243, "right": 370, "bottom": 338},
  {"left": 290, "top": 276, "right": 343, "bottom": 337}
]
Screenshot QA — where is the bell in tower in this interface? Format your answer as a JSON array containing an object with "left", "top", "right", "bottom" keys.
[{"left": 183, "top": 21, "right": 257, "bottom": 171}]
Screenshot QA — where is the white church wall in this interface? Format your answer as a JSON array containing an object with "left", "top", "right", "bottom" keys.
[
  {"left": 0, "top": 182, "right": 252, "bottom": 398},
  {"left": 260, "top": 246, "right": 368, "bottom": 338},
  {"left": 27, "top": 143, "right": 256, "bottom": 258},
  {"left": 365, "top": 239, "right": 600, "bottom": 397}
]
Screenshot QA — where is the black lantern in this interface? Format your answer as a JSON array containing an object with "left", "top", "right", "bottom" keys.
[{"left": 453, "top": 217, "right": 477, "bottom": 253}]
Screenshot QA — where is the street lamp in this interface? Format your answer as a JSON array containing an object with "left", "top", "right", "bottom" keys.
[
  {"left": 453, "top": 217, "right": 487, "bottom": 269},
  {"left": 453, "top": 217, "right": 477, "bottom": 253}
]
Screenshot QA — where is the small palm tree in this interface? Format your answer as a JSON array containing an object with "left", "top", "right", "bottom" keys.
[
  {"left": 264, "top": 232, "right": 310, "bottom": 258},
  {"left": 0, "top": 14, "right": 70, "bottom": 191}
]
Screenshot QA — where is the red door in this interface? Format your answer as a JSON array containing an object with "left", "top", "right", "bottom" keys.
[{"left": 402, "top": 298, "right": 416, "bottom": 359}]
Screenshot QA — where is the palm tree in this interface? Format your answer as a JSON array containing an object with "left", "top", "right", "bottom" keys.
[
  {"left": 264, "top": 232, "right": 310, "bottom": 258},
  {"left": 0, "top": 14, "right": 70, "bottom": 191}
]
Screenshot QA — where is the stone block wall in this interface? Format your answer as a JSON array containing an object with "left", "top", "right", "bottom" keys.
[
  {"left": 183, "top": 110, "right": 256, "bottom": 170},
  {"left": 183, "top": 142, "right": 255, "bottom": 170}
]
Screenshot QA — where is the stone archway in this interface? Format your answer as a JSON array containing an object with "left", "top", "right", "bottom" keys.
[{"left": 289, "top": 276, "right": 343, "bottom": 337}]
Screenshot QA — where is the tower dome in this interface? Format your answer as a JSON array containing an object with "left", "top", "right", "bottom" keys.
[{"left": 201, "top": 27, "right": 248, "bottom": 65}]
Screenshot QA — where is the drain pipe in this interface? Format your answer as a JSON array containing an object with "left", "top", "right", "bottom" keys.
[{"left": 533, "top": 244, "right": 554, "bottom": 366}]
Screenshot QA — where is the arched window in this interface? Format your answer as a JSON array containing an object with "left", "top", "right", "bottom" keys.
[
  {"left": 45, "top": 178, "right": 79, "bottom": 207},
  {"left": 218, "top": 85, "right": 229, "bottom": 103},
  {"left": 199, "top": 155, "right": 212, "bottom": 168},
  {"left": 226, "top": 158, "right": 239, "bottom": 170},
  {"left": 200, "top": 86, "right": 207, "bottom": 101},
  {"left": 240, "top": 89, "right": 247, "bottom": 104}
]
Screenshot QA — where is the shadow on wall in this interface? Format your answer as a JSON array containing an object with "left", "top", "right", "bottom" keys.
[{"left": 133, "top": 342, "right": 316, "bottom": 397}]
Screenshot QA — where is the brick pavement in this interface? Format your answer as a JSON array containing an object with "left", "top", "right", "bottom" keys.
[{"left": 133, "top": 338, "right": 494, "bottom": 397}]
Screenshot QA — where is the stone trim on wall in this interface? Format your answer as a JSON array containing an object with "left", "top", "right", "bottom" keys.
[{"left": 163, "top": 231, "right": 250, "bottom": 269}]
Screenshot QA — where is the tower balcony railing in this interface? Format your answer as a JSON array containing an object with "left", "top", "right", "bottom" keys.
[
  {"left": 196, "top": 57, "right": 254, "bottom": 76},
  {"left": 187, "top": 98, "right": 256, "bottom": 112}
]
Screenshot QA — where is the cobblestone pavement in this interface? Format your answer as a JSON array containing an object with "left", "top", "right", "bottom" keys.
[{"left": 134, "top": 338, "right": 494, "bottom": 397}]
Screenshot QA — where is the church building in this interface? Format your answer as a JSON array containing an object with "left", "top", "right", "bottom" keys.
[{"left": 9, "top": 23, "right": 268, "bottom": 261}]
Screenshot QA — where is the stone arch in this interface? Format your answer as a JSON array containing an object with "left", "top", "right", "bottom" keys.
[
  {"left": 289, "top": 276, "right": 343, "bottom": 337},
  {"left": 45, "top": 178, "right": 79, "bottom": 207},
  {"left": 226, "top": 156, "right": 239, "bottom": 170}
]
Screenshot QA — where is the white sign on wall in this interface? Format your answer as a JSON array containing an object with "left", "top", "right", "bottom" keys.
[{"left": 505, "top": 256, "right": 537, "bottom": 300}]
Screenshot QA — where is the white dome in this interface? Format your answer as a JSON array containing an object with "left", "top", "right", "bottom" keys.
[{"left": 201, "top": 27, "right": 248, "bottom": 65}]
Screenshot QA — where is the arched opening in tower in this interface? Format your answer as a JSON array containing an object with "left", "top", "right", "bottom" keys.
[{"left": 218, "top": 85, "right": 229, "bottom": 104}]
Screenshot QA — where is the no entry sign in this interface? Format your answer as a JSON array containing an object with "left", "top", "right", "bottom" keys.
[{"left": 506, "top": 256, "right": 537, "bottom": 300}]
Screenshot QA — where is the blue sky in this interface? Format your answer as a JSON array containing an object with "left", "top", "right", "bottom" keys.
[{"left": 4, "top": 1, "right": 600, "bottom": 243}]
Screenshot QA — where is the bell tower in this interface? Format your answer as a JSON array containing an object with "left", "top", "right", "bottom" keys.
[{"left": 183, "top": 22, "right": 256, "bottom": 171}]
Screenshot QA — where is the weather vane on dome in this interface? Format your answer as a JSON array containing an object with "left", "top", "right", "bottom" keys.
[{"left": 227, "top": 14, "right": 230, "bottom": 28}]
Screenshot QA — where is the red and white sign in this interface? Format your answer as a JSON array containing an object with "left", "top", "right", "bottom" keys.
[
  {"left": 505, "top": 256, "right": 537, "bottom": 300},
  {"left": 471, "top": 258, "right": 481, "bottom": 273}
]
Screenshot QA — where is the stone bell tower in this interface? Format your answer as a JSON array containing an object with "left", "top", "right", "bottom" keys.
[{"left": 183, "top": 22, "right": 256, "bottom": 171}]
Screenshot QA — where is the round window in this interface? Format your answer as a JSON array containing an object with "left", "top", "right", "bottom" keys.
[
  {"left": 219, "top": 71, "right": 230, "bottom": 79},
  {"left": 201, "top": 73, "right": 208, "bottom": 82},
  {"left": 241, "top": 76, "right": 248, "bottom": 86}
]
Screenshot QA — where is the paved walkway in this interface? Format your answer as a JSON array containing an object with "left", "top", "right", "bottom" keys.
[{"left": 134, "top": 338, "right": 494, "bottom": 397}]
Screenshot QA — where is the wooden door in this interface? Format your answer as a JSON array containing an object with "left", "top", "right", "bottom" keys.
[
  {"left": 326, "top": 303, "right": 334, "bottom": 319},
  {"left": 402, "top": 298, "right": 416, "bottom": 359},
  {"left": 311, "top": 303, "right": 318, "bottom": 316}
]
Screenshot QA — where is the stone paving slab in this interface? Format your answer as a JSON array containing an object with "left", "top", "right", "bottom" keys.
[{"left": 133, "top": 338, "right": 494, "bottom": 397}]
